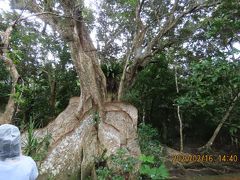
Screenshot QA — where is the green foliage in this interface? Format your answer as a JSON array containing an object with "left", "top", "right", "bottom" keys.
[
  {"left": 96, "top": 167, "right": 112, "bottom": 180},
  {"left": 93, "top": 111, "right": 100, "bottom": 124},
  {"left": 110, "top": 148, "right": 138, "bottom": 174},
  {"left": 95, "top": 125, "right": 169, "bottom": 179},
  {"left": 0, "top": 61, "right": 11, "bottom": 106},
  {"left": 119, "top": 0, "right": 137, "bottom": 6},
  {"left": 137, "top": 124, "right": 169, "bottom": 180},
  {"left": 137, "top": 124, "right": 168, "bottom": 179},
  {"left": 13, "top": 76, "right": 52, "bottom": 126},
  {"left": 124, "top": 54, "right": 173, "bottom": 102},
  {"left": 11, "top": 83, "right": 25, "bottom": 105},
  {"left": 124, "top": 54, "right": 176, "bottom": 144},
  {"left": 138, "top": 123, "right": 159, "bottom": 146},
  {"left": 139, "top": 154, "right": 155, "bottom": 164},
  {"left": 138, "top": 123, "right": 164, "bottom": 165},
  {"left": 23, "top": 120, "right": 51, "bottom": 161},
  {"left": 0, "top": 2, "right": 240, "bottom": 177},
  {"left": 96, "top": 148, "right": 138, "bottom": 179},
  {"left": 139, "top": 155, "right": 169, "bottom": 180},
  {"left": 54, "top": 68, "right": 80, "bottom": 114},
  {"left": 0, "top": 15, "right": 80, "bottom": 126},
  {"left": 178, "top": 58, "right": 240, "bottom": 109},
  {"left": 206, "top": 0, "right": 240, "bottom": 42},
  {"left": 177, "top": 58, "right": 240, "bottom": 140},
  {"left": 82, "top": 7, "right": 95, "bottom": 30},
  {"left": 101, "top": 61, "right": 123, "bottom": 98},
  {"left": 101, "top": 62, "right": 122, "bottom": 79}
]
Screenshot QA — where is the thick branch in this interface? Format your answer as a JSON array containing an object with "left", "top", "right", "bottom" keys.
[
  {"left": 118, "top": 1, "right": 221, "bottom": 99},
  {"left": 25, "top": 0, "right": 74, "bottom": 41},
  {"left": 131, "top": 0, "right": 147, "bottom": 55},
  {"left": 0, "top": 23, "right": 20, "bottom": 124}
]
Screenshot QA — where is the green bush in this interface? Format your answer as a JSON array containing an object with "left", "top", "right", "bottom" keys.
[
  {"left": 96, "top": 148, "right": 138, "bottom": 179},
  {"left": 139, "top": 154, "right": 169, "bottom": 180},
  {"left": 23, "top": 120, "right": 51, "bottom": 161},
  {"left": 138, "top": 124, "right": 169, "bottom": 179},
  {"left": 138, "top": 123, "right": 164, "bottom": 164}
]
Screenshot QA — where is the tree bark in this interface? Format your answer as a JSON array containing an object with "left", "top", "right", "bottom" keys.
[{"left": 69, "top": 19, "right": 107, "bottom": 118}]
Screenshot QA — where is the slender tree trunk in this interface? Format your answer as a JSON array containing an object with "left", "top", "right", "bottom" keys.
[
  {"left": 118, "top": 68, "right": 127, "bottom": 100},
  {"left": 177, "top": 106, "right": 183, "bottom": 152},
  {"left": 174, "top": 66, "right": 183, "bottom": 152},
  {"left": 118, "top": 59, "right": 144, "bottom": 100},
  {"left": 49, "top": 80, "right": 56, "bottom": 114},
  {"left": 200, "top": 92, "right": 240, "bottom": 150},
  {"left": 118, "top": 53, "right": 131, "bottom": 100}
]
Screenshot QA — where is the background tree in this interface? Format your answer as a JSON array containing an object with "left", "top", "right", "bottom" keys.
[{"left": 95, "top": 0, "right": 220, "bottom": 99}]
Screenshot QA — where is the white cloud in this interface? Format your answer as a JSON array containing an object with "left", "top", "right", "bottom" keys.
[{"left": 0, "top": 0, "right": 10, "bottom": 12}]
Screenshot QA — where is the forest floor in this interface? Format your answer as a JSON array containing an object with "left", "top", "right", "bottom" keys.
[
  {"left": 168, "top": 161, "right": 240, "bottom": 180},
  {"left": 166, "top": 142, "right": 240, "bottom": 180}
]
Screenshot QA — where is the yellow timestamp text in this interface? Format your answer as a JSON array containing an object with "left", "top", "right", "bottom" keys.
[{"left": 172, "top": 154, "right": 239, "bottom": 163}]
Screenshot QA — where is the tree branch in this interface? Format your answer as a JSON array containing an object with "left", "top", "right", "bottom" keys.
[
  {"left": 0, "top": 27, "right": 20, "bottom": 123},
  {"left": 23, "top": 0, "right": 75, "bottom": 41},
  {"left": 144, "top": 1, "right": 221, "bottom": 59}
]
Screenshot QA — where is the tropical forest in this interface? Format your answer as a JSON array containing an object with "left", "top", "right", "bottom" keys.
[{"left": 0, "top": 0, "right": 240, "bottom": 179}]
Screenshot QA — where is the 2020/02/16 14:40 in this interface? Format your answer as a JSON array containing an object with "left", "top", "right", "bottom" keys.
[{"left": 172, "top": 154, "right": 239, "bottom": 163}]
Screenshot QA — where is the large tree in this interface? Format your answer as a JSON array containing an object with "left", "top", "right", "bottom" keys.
[
  {"left": 95, "top": 0, "right": 220, "bottom": 99},
  {"left": 5, "top": 0, "right": 141, "bottom": 179}
]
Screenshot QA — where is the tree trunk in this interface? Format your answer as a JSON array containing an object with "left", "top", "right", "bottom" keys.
[
  {"left": 177, "top": 106, "right": 183, "bottom": 152},
  {"left": 21, "top": 97, "right": 141, "bottom": 179},
  {"left": 61, "top": 11, "right": 107, "bottom": 120},
  {"left": 0, "top": 26, "right": 20, "bottom": 124},
  {"left": 175, "top": 66, "right": 183, "bottom": 152},
  {"left": 200, "top": 92, "right": 240, "bottom": 150},
  {"left": 118, "top": 57, "right": 142, "bottom": 100},
  {"left": 118, "top": 54, "right": 131, "bottom": 100},
  {"left": 0, "top": 57, "right": 20, "bottom": 124}
]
